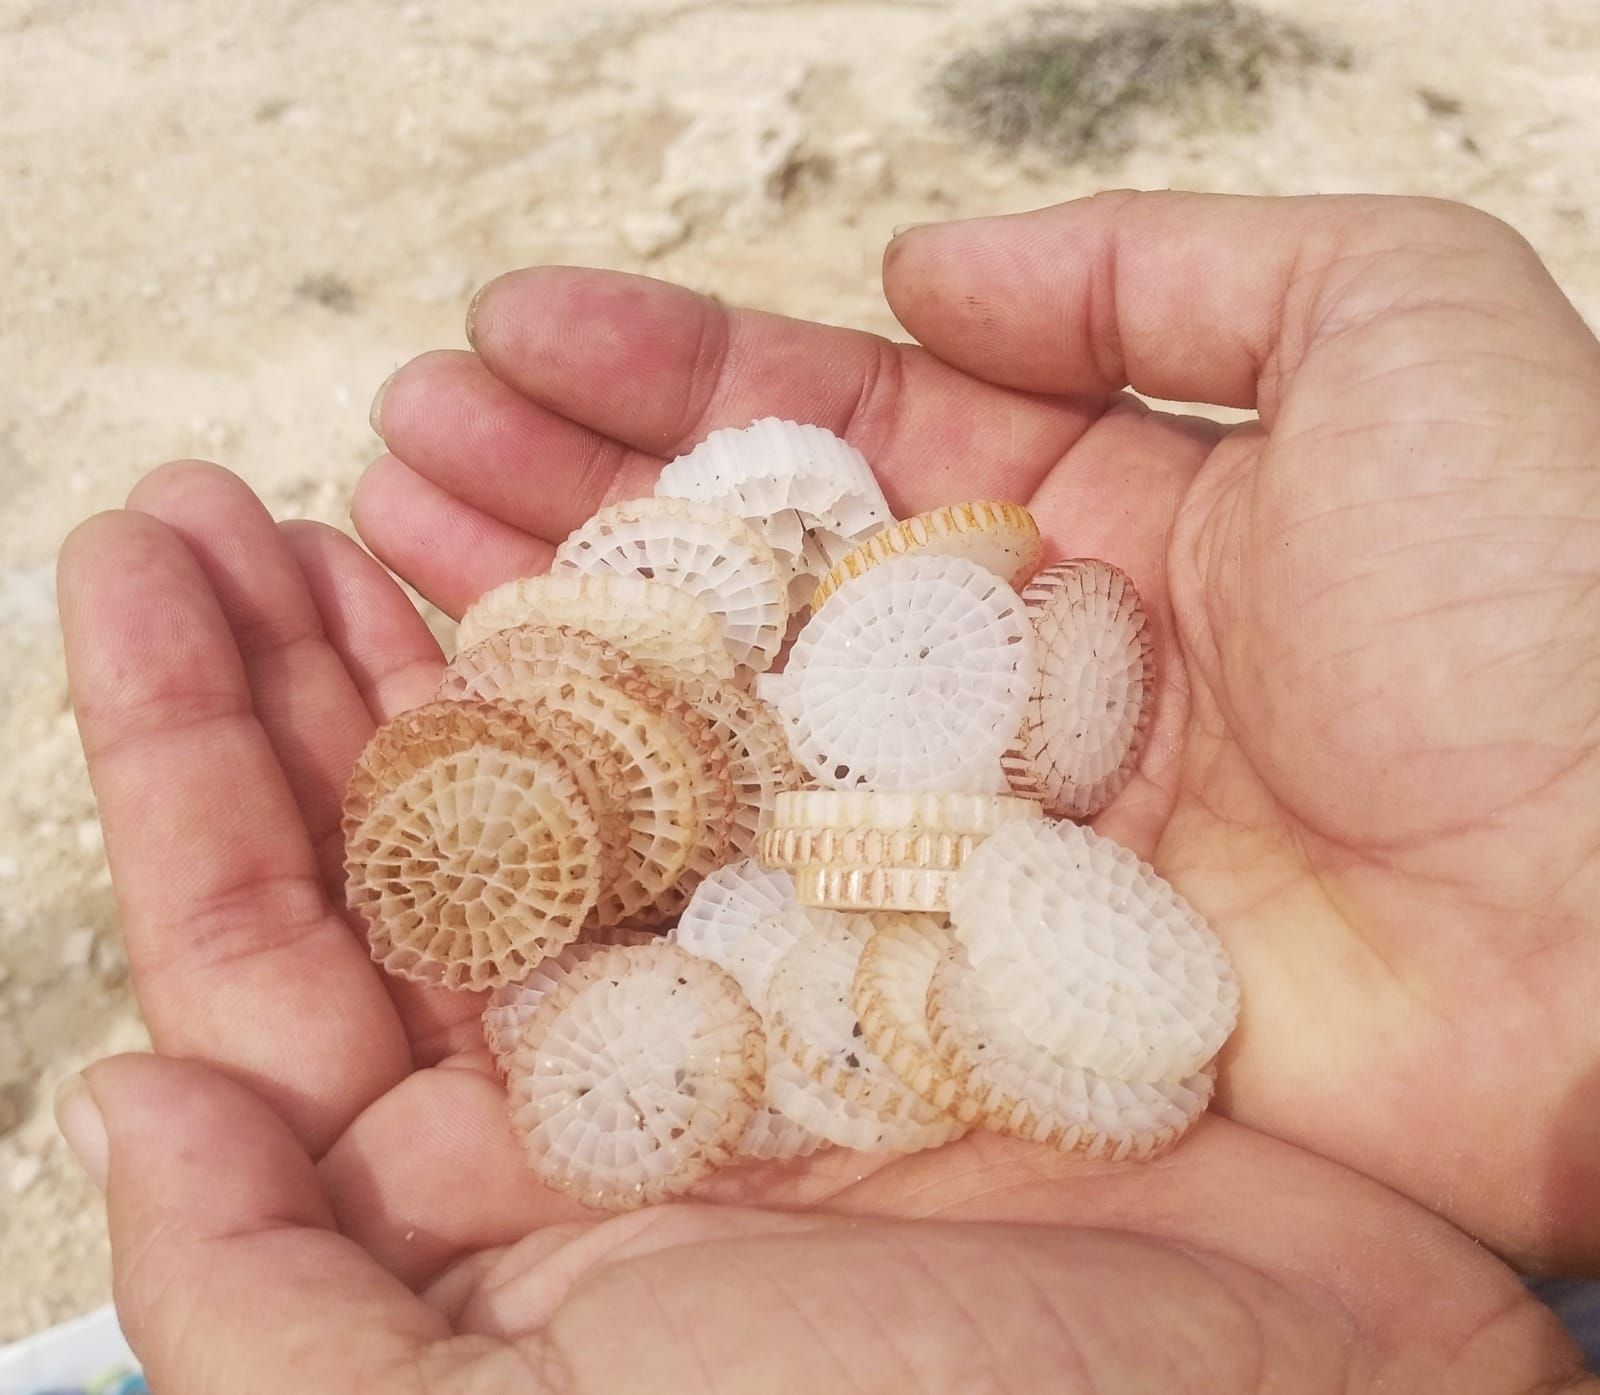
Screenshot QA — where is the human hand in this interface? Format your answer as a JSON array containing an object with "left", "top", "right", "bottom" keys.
[
  {"left": 362, "top": 190, "right": 1600, "bottom": 1272},
  {"left": 54, "top": 191, "right": 1600, "bottom": 1391}
]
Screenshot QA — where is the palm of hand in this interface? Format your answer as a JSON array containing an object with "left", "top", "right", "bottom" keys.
[{"left": 59, "top": 193, "right": 1600, "bottom": 1392}]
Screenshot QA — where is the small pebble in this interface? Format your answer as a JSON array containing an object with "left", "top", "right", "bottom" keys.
[
  {"left": 59, "top": 930, "right": 98, "bottom": 970},
  {"left": 9, "top": 1153, "right": 44, "bottom": 1193}
]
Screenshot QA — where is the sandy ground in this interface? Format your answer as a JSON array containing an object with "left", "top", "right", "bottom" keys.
[{"left": 2, "top": 0, "right": 1597, "bottom": 1343}]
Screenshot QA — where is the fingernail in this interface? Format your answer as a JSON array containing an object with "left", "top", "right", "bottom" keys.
[
  {"left": 465, "top": 280, "right": 490, "bottom": 344},
  {"left": 369, "top": 368, "right": 398, "bottom": 438},
  {"left": 55, "top": 1072, "right": 109, "bottom": 1191},
  {"left": 891, "top": 222, "right": 931, "bottom": 239}
]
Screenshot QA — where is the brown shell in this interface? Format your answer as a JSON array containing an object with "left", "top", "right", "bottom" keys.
[{"left": 343, "top": 700, "right": 602, "bottom": 989}]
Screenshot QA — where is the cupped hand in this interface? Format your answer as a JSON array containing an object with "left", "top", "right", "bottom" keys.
[{"left": 57, "top": 191, "right": 1600, "bottom": 1392}]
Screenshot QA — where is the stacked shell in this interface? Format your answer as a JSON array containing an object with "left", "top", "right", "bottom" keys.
[{"left": 342, "top": 417, "right": 1239, "bottom": 1210}]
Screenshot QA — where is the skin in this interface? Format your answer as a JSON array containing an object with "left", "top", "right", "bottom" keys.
[{"left": 55, "top": 191, "right": 1600, "bottom": 1392}]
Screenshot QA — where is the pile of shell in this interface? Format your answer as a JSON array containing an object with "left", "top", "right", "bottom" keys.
[{"left": 343, "top": 418, "right": 1239, "bottom": 1209}]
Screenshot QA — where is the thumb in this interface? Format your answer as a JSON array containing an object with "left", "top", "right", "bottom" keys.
[
  {"left": 56, "top": 1054, "right": 459, "bottom": 1394},
  {"left": 881, "top": 190, "right": 1571, "bottom": 410}
]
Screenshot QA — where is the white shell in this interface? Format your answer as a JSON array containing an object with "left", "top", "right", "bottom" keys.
[
  {"left": 655, "top": 418, "right": 894, "bottom": 611},
  {"left": 930, "top": 948, "right": 1214, "bottom": 1159},
  {"left": 775, "top": 554, "right": 1035, "bottom": 791},
  {"left": 947, "top": 820, "right": 1239, "bottom": 1083},
  {"left": 671, "top": 859, "right": 798, "bottom": 982},
  {"left": 553, "top": 498, "right": 789, "bottom": 676}
]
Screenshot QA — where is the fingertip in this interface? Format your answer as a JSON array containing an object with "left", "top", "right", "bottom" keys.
[
  {"left": 87, "top": 1052, "right": 335, "bottom": 1231},
  {"left": 57, "top": 508, "right": 141, "bottom": 596},
  {"left": 124, "top": 457, "right": 240, "bottom": 513},
  {"left": 367, "top": 348, "right": 478, "bottom": 445},
  {"left": 369, "top": 366, "right": 398, "bottom": 438},
  {"left": 56, "top": 509, "right": 215, "bottom": 667},
  {"left": 349, "top": 452, "right": 402, "bottom": 542},
  {"left": 465, "top": 272, "right": 511, "bottom": 345},
  {"left": 54, "top": 1071, "right": 109, "bottom": 1192}
]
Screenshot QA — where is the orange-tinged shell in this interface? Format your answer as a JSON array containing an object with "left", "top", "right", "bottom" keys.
[
  {"left": 343, "top": 700, "right": 602, "bottom": 989},
  {"left": 811, "top": 500, "right": 1042, "bottom": 611},
  {"left": 1002, "top": 559, "right": 1155, "bottom": 820},
  {"left": 439, "top": 625, "right": 729, "bottom": 927}
]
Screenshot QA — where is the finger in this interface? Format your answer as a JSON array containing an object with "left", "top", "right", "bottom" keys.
[
  {"left": 126, "top": 463, "right": 385, "bottom": 895},
  {"left": 279, "top": 519, "right": 487, "bottom": 1063},
  {"left": 464, "top": 266, "right": 1110, "bottom": 517},
  {"left": 59, "top": 510, "right": 410, "bottom": 1151},
  {"left": 880, "top": 190, "right": 1543, "bottom": 411},
  {"left": 352, "top": 453, "right": 551, "bottom": 621},
  {"left": 318, "top": 1057, "right": 589, "bottom": 1287},
  {"left": 371, "top": 349, "right": 661, "bottom": 543},
  {"left": 72, "top": 1055, "right": 454, "bottom": 1394},
  {"left": 279, "top": 521, "right": 446, "bottom": 722}
]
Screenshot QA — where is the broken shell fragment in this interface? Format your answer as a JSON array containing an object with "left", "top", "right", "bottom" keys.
[{"left": 655, "top": 417, "right": 894, "bottom": 611}]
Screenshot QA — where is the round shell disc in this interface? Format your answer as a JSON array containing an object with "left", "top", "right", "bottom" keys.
[
  {"left": 766, "top": 914, "right": 964, "bottom": 1146},
  {"left": 505, "top": 695, "right": 629, "bottom": 888},
  {"left": 765, "top": 1053, "right": 957, "bottom": 1154},
  {"left": 654, "top": 418, "right": 894, "bottom": 611},
  {"left": 553, "top": 498, "right": 790, "bottom": 677},
  {"left": 483, "top": 930, "right": 664, "bottom": 1072},
  {"left": 811, "top": 500, "right": 1042, "bottom": 611},
  {"left": 1003, "top": 560, "right": 1155, "bottom": 819},
  {"left": 724, "top": 906, "right": 820, "bottom": 1016},
  {"left": 456, "top": 572, "right": 736, "bottom": 682},
  {"left": 775, "top": 554, "right": 1035, "bottom": 792},
  {"left": 852, "top": 917, "right": 973, "bottom": 1118},
  {"left": 947, "top": 819, "right": 1239, "bottom": 1083},
  {"left": 483, "top": 942, "right": 612, "bottom": 1073},
  {"left": 929, "top": 949, "right": 1214, "bottom": 1160},
  {"left": 737, "top": 1084, "right": 831, "bottom": 1163},
  {"left": 438, "top": 625, "right": 703, "bottom": 926},
  {"left": 673, "top": 676, "right": 805, "bottom": 862},
  {"left": 672, "top": 859, "right": 798, "bottom": 978},
  {"left": 344, "top": 701, "right": 602, "bottom": 989},
  {"left": 505, "top": 944, "right": 765, "bottom": 1209},
  {"left": 669, "top": 882, "right": 831, "bottom": 1163}
]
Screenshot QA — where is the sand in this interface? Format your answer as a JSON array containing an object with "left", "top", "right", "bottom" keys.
[{"left": 2, "top": 0, "right": 1597, "bottom": 1341}]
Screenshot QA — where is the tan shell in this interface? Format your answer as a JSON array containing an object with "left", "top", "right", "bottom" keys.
[
  {"left": 790, "top": 863, "right": 954, "bottom": 914},
  {"left": 811, "top": 500, "right": 1042, "bottom": 611},
  {"left": 852, "top": 917, "right": 974, "bottom": 1118},
  {"left": 770, "top": 789, "right": 1044, "bottom": 834},
  {"left": 344, "top": 700, "right": 602, "bottom": 989},
  {"left": 760, "top": 824, "right": 999, "bottom": 872},
  {"left": 456, "top": 571, "right": 737, "bottom": 681},
  {"left": 438, "top": 625, "right": 726, "bottom": 927},
  {"left": 662, "top": 673, "right": 805, "bottom": 864},
  {"left": 1002, "top": 559, "right": 1155, "bottom": 820}
]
